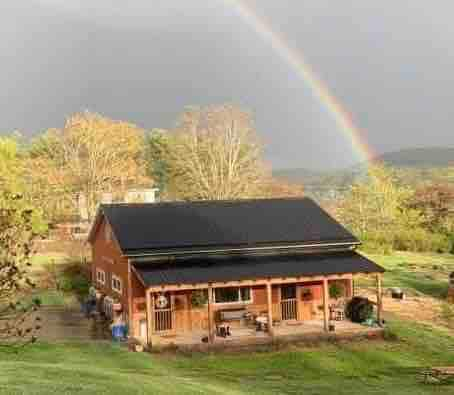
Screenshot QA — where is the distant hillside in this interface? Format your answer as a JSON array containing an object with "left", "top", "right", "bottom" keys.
[
  {"left": 372, "top": 147, "right": 454, "bottom": 168},
  {"left": 273, "top": 147, "right": 454, "bottom": 201},
  {"left": 272, "top": 168, "right": 323, "bottom": 184}
]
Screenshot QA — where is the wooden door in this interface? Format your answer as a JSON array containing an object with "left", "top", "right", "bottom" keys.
[{"left": 280, "top": 285, "right": 298, "bottom": 320}]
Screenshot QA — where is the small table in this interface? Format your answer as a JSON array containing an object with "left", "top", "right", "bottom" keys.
[{"left": 255, "top": 316, "right": 269, "bottom": 332}]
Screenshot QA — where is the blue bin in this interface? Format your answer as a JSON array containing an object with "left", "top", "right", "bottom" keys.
[{"left": 112, "top": 324, "right": 127, "bottom": 341}]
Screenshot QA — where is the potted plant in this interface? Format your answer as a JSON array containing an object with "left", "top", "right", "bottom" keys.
[
  {"left": 191, "top": 290, "right": 208, "bottom": 308},
  {"left": 329, "top": 282, "right": 344, "bottom": 300},
  {"left": 328, "top": 321, "right": 335, "bottom": 332}
]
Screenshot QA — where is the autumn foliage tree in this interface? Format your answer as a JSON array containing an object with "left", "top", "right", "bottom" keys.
[
  {"left": 0, "top": 137, "right": 42, "bottom": 347},
  {"left": 28, "top": 112, "right": 151, "bottom": 222}
]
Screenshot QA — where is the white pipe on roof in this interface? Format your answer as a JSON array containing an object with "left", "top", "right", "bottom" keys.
[{"left": 126, "top": 241, "right": 360, "bottom": 259}]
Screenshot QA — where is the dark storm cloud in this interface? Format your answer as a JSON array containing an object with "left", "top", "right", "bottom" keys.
[{"left": 2, "top": 1, "right": 454, "bottom": 170}]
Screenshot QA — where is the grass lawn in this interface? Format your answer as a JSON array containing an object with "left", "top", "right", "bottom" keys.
[
  {"left": 1, "top": 319, "right": 453, "bottom": 395},
  {"left": 362, "top": 252, "right": 454, "bottom": 299},
  {"left": 25, "top": 253, "right": 88, "bottom": 308}
]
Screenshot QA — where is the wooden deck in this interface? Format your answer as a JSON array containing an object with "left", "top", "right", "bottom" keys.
[{"left": 150, "top": 320, "right": 383, "bottom": 350}]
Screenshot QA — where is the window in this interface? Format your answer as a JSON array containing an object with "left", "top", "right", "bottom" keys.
[
  {"left": 281, "top": 285, "right": 296, "bottom": 300},
  {"left": 112, "top": 274, "right": 122, "bottom": 294},
  {"left": 214, "top": 287, "right": 251, "bottom": 304},
  {"left": 96, "top": 268, "right": 106, "bottom": 285}
]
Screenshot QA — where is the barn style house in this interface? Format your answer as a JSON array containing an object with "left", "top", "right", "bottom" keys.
[{"left": 88, "top": 198, "right": 385, "bottom": 348}]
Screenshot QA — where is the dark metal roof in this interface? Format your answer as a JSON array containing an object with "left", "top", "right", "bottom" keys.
[
  {"left": 98, "top": 198, "right": 358, "bottom": 256},
  {"left": 133, "top": 251, "right": 384, "bottom": 287}
]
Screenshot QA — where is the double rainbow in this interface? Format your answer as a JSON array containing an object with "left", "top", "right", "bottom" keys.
[{"left": 226, "top": 0, "right": 375, "bottom": 163}]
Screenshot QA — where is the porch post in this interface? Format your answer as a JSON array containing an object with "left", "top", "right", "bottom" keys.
[
  {"left": 146, "top": 289, "right": 153, "bottom": 346},
  {"left": 349, "top": 277, "right": 354, "bottom": 298},
  {"left": 376, "top": 274, "right": 383, "bottom": 326},
  {"left": 207, "top": 284, "right": 214, "bottom": 343},
  {"left": 266, "top": 281, "right": 274, "bottom": 337},
  {"left": 322, "top": 278, "right": 329, "bottom": 332}
]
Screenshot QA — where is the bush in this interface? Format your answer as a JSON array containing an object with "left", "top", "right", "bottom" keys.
[
  {"left": 393, "top": 228, "right": 452, "bottom": 253},
  {"left": 359, "top": 227, "right": 453, "bottom": 254},
  {"left": 346, "top": 297, "right": 374, "bottom": 323}
]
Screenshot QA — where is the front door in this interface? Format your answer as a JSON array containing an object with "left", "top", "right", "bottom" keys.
[
  {"left": 154, "top": 292, "right": 173, "bottom": 332},
  {"left": 280, "top": 285, "right": 298, "bottom": 321}
]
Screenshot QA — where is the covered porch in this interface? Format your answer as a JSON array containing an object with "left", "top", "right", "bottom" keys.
[{"left": 132, "top": 251, "right": 384, "bottom": 348}]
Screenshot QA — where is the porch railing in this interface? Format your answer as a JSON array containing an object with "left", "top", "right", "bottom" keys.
[
  {"left": 281, "top": 299, "right": 297, "bottom": 321},
  {"left": 155, "top": 309, "right": 172, "bottom": 332}
]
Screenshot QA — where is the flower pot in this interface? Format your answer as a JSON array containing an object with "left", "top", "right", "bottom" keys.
[
  {"left": 113, "top": 303, "right": 122, "bottom": 312},
  {"left": 328, "top": 323, "right": 335, "bottom": 332}
]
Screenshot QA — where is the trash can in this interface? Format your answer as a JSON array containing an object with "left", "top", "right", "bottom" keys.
[{"left": 112, "top": 324, "right": 127, "bottom": 341}]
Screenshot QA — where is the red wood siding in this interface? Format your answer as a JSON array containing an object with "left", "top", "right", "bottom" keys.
[{"left": 91, "top": 217, "right": 145, "bottom": 316}]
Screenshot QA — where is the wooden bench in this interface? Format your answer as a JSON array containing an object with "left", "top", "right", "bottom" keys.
[
  {"left": 217, "top": 309, "right": 247, "bottom": 322},
  {"left": 422, "top": 367, "right": 454, "bottom": 383}
]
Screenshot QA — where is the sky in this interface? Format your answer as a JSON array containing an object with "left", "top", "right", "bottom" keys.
[{"left": 1, "top": 0, "right": 454, "bottom": 170}]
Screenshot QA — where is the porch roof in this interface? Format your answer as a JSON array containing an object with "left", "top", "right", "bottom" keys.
[{"left": 132, "top": 251, "right": 384, "bottom": 288}]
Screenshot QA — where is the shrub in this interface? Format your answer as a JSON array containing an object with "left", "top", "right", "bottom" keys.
[
  {"left": 45, "top": 259, "right": 90, "bottom": 300},
  {"left": 393, "top": 228, "right": 451, "bottom": 253}
]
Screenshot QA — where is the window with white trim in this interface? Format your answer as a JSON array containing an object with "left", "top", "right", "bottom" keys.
[
  {"left": 96, "top": 268, "right": 106, "bottom": 285},
  {"left": 112, "top": 274, "right": 122, "bottom": 294},
  {"left": 214, "top": 287, "right": 252, "bottom": 304}
]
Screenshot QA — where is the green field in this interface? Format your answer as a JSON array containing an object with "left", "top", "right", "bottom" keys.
[
  {"left": 0, "top": 320, "right": 453, "bottom": 394},
  {"left": 364, "top": 252, "right": 454, "bottom": 299}
]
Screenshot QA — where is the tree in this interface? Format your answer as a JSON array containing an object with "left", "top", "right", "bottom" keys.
[
  {"left": 0, "top": 138, "right": 43, "bottom": 347},
  {"left": 159, "top": 104, "right": 268, "bottom": 200},
  {"left": 336, "top": 164, "right": 424, "bottom": 251},
  {"left": 410, "top": 184, "right": 454, "bottom": 234},
  {"left": 27, "top": 112, "right": 151, "bottom": 222},
  {"left": 145, "top": 129, "right": 174, "bottom": 195},
  {"left": 0, "top": 137, "right": 47, "bottom": 233}
]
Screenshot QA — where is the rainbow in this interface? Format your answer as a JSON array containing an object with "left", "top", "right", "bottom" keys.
[{"left": 225, "top": 0, "right": 375, "bottom": 163}]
